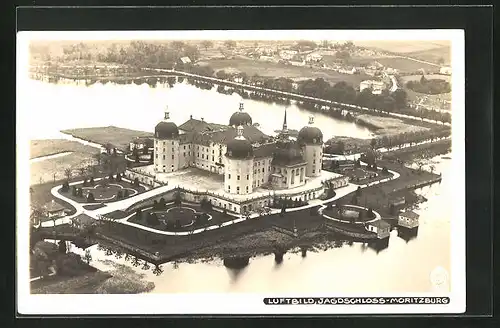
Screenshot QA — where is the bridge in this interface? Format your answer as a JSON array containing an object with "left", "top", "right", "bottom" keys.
[{"left": 148, "top": 68, "right": 450, "bottom": 127}]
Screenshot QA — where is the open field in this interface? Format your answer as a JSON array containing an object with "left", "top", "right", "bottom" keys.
[
  {"left": 354, "top": 40, "right": 450, "bottom": 54},
  {"left": 200, "top": 58, "right": 370, "bottom": 85},
  {"left": 30, "top": 139, "right": 98, "bottom": 159},
  {"left": 403, "top": 46, "right": 451, "bottom": 65},
  {"left": 348, "top": 57, "right": 440, "bottom": 73},
  {"left": 354, "top": 114, "right": 431, "bottom": 136},
  {"left": 31, "top": 152, "right": 97, "bottom": 186},
  {"left": 61, "top": 126, "right": 153, "bottom": 151}
]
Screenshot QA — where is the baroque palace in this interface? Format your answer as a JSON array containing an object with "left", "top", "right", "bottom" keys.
[{"left": 126, "top": 102, "right": 349, "bottom": 214}]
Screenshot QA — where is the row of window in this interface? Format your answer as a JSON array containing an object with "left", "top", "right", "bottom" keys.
[{"left": 227, "top": 185, "right": 250, "bottom": 194}]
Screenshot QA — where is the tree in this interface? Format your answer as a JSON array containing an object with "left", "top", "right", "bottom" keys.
[
  {"left": 134, "top": 177, "right": 139, "bottom": 186},
  {"left": 124, "top": 189, "right": 130, "bottom": 198},
  {"left": 356, "top": 186, "right": 362, "bottom": 197},
  {"left": 83, "top": 249, "right": 92, "bottom": 264},
  {"left": 64, "top": 168, "right": 72, "bottom": 181},
  {"left": 58, "top": 240, "right": 67, "bottom": 254},
  {"left": 87, "top": 192, "right": 95, "bottom": 202},
  {"left": 174, "top": 190, "right": 182, "bottom": 207},
  {"left": 79, "top": 167, "right": 86, "bottom": 177},
  {"left": 135, "top": 209, "right": 142, "bottom": 220},
  {"left": 61, "top": 181, "right": 70, "bottom": 192},
  {"left": 370, "top": 138, "right": 377, "bottom": 149},
  {"left": 200, "top": 40, "right": 213, "bottom": 51},
  {"left": 223, "top": 40, "right": 237, "bottom": 49}
]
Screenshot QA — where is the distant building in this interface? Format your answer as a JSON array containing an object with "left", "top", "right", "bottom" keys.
[
  {"left": 289, "top": 60, "right": 306, "bottom": 67},
  {"left": 279, "top": 50, "right": 298, "bottom": 60},
  {"left": 338, "top": 67, "right": 357, "bottom": 75},
  {"left": 368, "top": 61, "right": 384, "bottom": 70},
  {"left": 305, "top": 53, "right": 322, "bottom": 62},
  {"left": 366, "top": 220, "right": 391, "bottom": 239},
  {"left": 130, "top": 137, "right": 153, "bottom": 151},
  {"left": 259, "top": 55, "right": 275, "bottom": 62},
  {"left": 398, "top": 211, "right": 420, "bottom": 229},
  {"left": 359, "top": 80, "right": 386, "bottom": 95},
  {"left": 43, "top": 200, "right": 67, "bottom": 219},
  {"left": 440, "top": 66, "right": 452, "bottom": 75},
  {"left": 179, "top": 56, "right": 192, "bottom": 65}
]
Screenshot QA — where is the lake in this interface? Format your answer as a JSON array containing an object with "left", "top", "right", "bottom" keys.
[{"left": 21, "top": 78, "right": 374, "bottom": 141}]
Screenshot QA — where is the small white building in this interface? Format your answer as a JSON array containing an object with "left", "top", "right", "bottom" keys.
[
  {"left": 305, "top": 53, "right": 322, "bottom": 62},
  {"left": 130, "top": 137, "right": 153, "bottom": 151},
  {"left": 43, "top": 200, "right": 67, "bottom": 219},
  {"left": 289, "top": 60, "right": 306, "bottom": 67},
  {"left": 359, "top": 80, "right": 386, "bottom": 94},
  {"left": 366, "top": 220, "right": 391, "bottom": 239},
  {"left": 398, "top": 210, "right": 420, "bottom": 229},
  {"left": 439, "top": 66, "right": 452, "bottom": 75},
  {"left": 279, "top": 50, "right": 298, "bottom": 60},
  {"left": 259, "top": 55, "right": 275, "bottom": 62},
  {"left": 179, "top": 56, "right": 192, "bottom": 65},
  {"left": 338, "top": 67, "right": 357, "bottom": 75}
]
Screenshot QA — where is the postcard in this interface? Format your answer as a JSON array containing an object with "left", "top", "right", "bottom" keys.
[{"left": 17, "top": 29, "right": 465, "bottom": 315}]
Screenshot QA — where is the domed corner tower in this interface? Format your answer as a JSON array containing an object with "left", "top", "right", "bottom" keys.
[
  {"left": 224, "top": 125, "right": 254, "bottom": 195},
  {"left": 154, "top": 109, "right": 180, "bottom": 173},
  {"left": 229, "top": 101, "right": 253, "bottom": 127},
  {"left": 297, "top": 115, "right": 324, "bottom": 177}
]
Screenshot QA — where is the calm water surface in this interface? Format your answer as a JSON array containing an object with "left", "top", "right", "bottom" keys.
[
  {"left": 21, "top": 78, "right": 373, "bottom": 141},
  {"left": 24, "top": 78, "right": 450, "bottom": 293}
]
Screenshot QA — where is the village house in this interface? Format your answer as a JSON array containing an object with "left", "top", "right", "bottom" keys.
[
  {"left": 398, "top": 210, "right": 420, "bottom": 229},
  {"left": 129, "top": 137, "right": 154, "bottom": 151},
  {"left": 338, "top": 67, "right": 357, "bottom": 75},
  {"left": 305, "top": 53, "right": 323, "bottom": 62},
  {"left": 359, "top": 80, "right": 386, "bottom": 95},
  {"left": 179, "top": 56, "right": 192, "bottom": 65},
  {"left": 366, "top": 220, "right": 391, "bottom": 239},
  {"left": 289, "top": 60, "right": 306, "bottom": 67},
  {"left": 279, "top": 50, "right": 298, "bottom": 60},
  {"left": 259, "top": 55, "right": 276, "bottom": 62}
]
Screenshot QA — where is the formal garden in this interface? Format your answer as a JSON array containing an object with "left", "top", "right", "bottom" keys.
[
  {"left": 58, "top": 173, "right": 146, "bottom": 203},
  {"left": 126, "top": 196, "right": 234, "bottom": 232},
  {"left": 329, "top": 156, "right": 393, "bottom": 185}
]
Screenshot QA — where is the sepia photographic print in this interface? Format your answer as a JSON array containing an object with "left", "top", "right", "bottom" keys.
[{"left": 17, "top": 29, "right": 465, "bottom": 315}]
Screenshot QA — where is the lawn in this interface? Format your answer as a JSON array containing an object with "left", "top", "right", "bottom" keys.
[
  {"left": 354, "top": 114, "right": 431, "bottom": 137},
  {"left": 334, "top": 166, "right": 393, "bottom": 185},
  {"left": 200, "top": 58, "right": 370, "bottom": 85},
  {"left": 61, "top": 126, "right": 153, "bottom": 152},
  {"left": 403, "top": 46, "right": 451, "bottom": 65},
  {"left": 348, "top": 57, "right": 440, "bottom": 73},
  {"left": 128, "top": 202, "right": 234, "bottom": 232},
  {"left": 31, "top": 152, "right": 97, "bottom": 186},
  {"left": 59, "top": 179, "right": 146, "bottom": 204}
]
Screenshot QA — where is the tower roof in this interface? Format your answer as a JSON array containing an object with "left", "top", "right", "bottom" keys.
[
  {"left": 155, "top": 110, "right": 179, "bottom": 139},
  {"left": 229, "top": 101, "right": 253, "bottom": 127},
  {"left": 225, "top": 125, "right": 253, "bottom": 159},
  {"left": 297, "top": 115, "right": 323, "bottom": 145}
]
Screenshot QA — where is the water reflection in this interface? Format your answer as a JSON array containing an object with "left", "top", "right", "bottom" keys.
[{"left": 397, "top": 227, "right": 419, "bottom": 243}]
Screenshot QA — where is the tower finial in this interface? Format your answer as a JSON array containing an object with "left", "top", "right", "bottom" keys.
[
  {"left": 239, "top": 101, "right": 244, "bottom": 112},
  {"left": 164, "top": 106, "right": 170, "bottom": 120},
  {"left": 308, "top": 115, "right": 314, "bottom": 125},
  {"left": 282, "top": 107, "right": 288, "bottom": 131}
]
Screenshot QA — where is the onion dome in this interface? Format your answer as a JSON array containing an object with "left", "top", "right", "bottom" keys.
[
  {"left": 297, "top": 116, "right": 323, "bottom": 145},
  {"left": 229, "top": 102, "right": 253, "bottom": 127},
  {"left": 225, "top": 126, "right": 254, "bottom": 159},
  {"left": 155, "top": 111, "right": 179, "bottom": 139}
]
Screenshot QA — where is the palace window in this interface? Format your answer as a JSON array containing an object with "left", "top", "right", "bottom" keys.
[
  {"left": 163, "top": 155, "right": 165, "bottom": 160},
  {"left": 163, "top": 148, "right": 165, "bottom": 152},
  {"left": 163, "top": 142, "right": 165, "bottom": 146},
  {"left": 254, "top": 170, "right": 256, "bottom": 174},
  {"left": 172, "top": 141, "right": 174, "bottom": 145},
  {"left": 228, "top": 174, "right": 231, "bottom": 179},
  {"left": 313, "top": 159, "right": 316, "bottom": 164},
  {"left": 247, "top": 174, "right": 249, "bottom": 180},
  {"left": 172, "top": 155, "right": 174, "bottom": 160},
  {"left": 246, "top": 186, "right": 249, "bottom": 193},
  {"left": 296, "top": 169, "right": 299, "bottom": 176},
  {"left": 155, "top": 147, "right": 158, "bottom": 151},
  {"left": 183, "top": 145, "right": 186, "bottom": 150},
  {"left": 212, "top": 150, "right": 214, "bottom": 154},
  {"left": 183, "top": 152, "right": 186, "bottom": 157},
  {"left": 262, "top": 178, "right": 264, "bottom": 183},
  {"left": 237, "top": 175, "right": 240, "bottom": 181},
  {"left": 313, "top": 168, "right": 316, "bottom": 173},
  {"left": 236, "top": 186, "right": 240, "bottom": 194},
  {"left": 155, "top": 154, "right": 158, "bottom": 159},
  {"left": 212, "top": 156, "right": 215, "bottom": 161}
]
